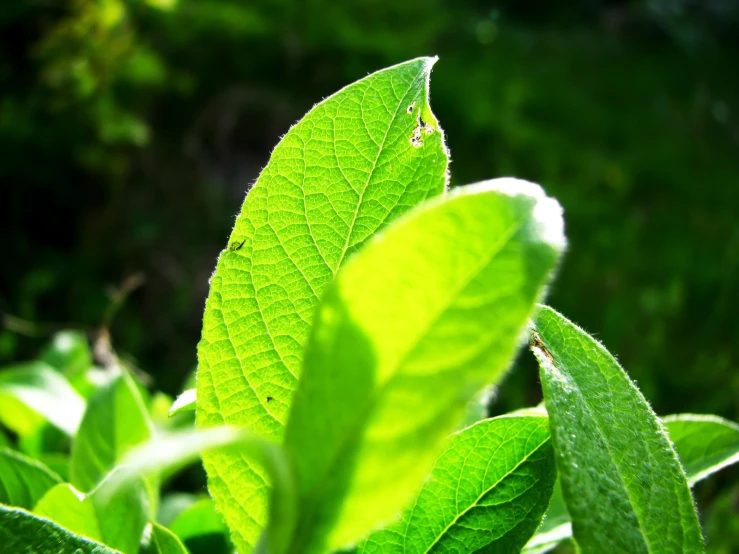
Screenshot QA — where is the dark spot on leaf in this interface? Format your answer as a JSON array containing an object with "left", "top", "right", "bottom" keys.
[
  {"left": 229, "top": 239, "right": 246, "bottom": 252},
  {"left": 267, "top": 396, "right": 274, "bottom": 402}
]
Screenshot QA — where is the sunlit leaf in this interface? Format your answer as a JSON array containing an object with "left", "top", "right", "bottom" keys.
[
  {"left": 358, "top": 414, "right": 556, "bottom": 554},
  {"left": 282, "top": 179, "right": 564, "bottom": 552},
  {"left": 0, "top": 361, "right": 85, "bottom": 436},
  {"left": 197, "top": 56, "right": 449, "bottom": 552},
  {"left": 0, "top": 504, "right": 117, "bottom": 554},
  {"left": 140, "top": 523, "right": 189, "bottom": 554}
]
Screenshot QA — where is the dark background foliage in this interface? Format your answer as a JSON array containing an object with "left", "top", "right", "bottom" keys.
[{"left": 1, "top": 0, "right": 738, "bottom": 550}]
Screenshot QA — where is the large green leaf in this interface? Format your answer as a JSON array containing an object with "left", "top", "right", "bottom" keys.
[
  {"left": 525, "top": 413, "right": 739, "bottom": 552},
  {"left": 0, "top": 447, "right": 62, "bottom": 509},
  {"left": 358, "top": 414, "right": 556, "bottom": 554},
  {"left": 34, "top": 469, "right": 150, "bottom": 554},
  {"left": 531, "top": 306, "right": 704, "bottom": 553},
  {"left": 281, "top": 179, "right": 564, "bottom": 553},
  {"left": 0, "top": 361, "right": 85, "bottom": 436},
  {"left": 70, "top": 369, "right": 154, "bottom": 491},
  {"left": 169, "top": 497, "right": 232, "bottom": 554},
  {"left": 140, "top": 523, "right": 189, "bottom": 554},
  {"left": 664, "top": 414, "right": 739, "bottom": 486},
  {"left": 0, "top": 504, "right": 117, "bottom": 554},
  {"left": 197, "top": 56, "right": 449, "bottom": 552}
]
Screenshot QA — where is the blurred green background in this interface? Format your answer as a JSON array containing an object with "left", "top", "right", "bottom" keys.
[{"left": 1, "top": 0, "right": 738, "bottom": 550}]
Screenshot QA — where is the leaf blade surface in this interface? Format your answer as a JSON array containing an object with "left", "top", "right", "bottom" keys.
[
  {"left": 284, "top": 179, "right": 564, "bottom": 552},
  {"left": 196, "top": 56, "right": 449, "bottom": 552},
  {"left": 531, "top": 306, "right": 704, "bottom": 554}
]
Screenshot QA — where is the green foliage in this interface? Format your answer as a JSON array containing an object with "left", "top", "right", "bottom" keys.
[
  {"left": 0, "top": 361, "right": 85, "bottom": 436},
  {"left": 168, "top": 498, "right": 232, "bottom": 554},
  {"left": 0, "top": 56, "right": 738, "bottom": 554},
  {"left": 71, "top": 370, "right": 153, "bottom": 491},
  {"left": 665, "top": 414, "right": 739, "bottom": 486},
  {"left": 0, "top": 447, "right": 62, "bottom": 509},
  {"left": 0, "top": 504, "right": 116, "bottom": 554},
  {"left": 34, "top": 470, "right": 150, "bottom": 554},
  {"left": 197, "top": 57, "right": 449, "bottom": 552},
  {"left": 531, "top": 306, "right": 703, "bottom": 553},
  {"left": 140, "top": 523, "right": 189, "bottom": 554},
  {"left": 525, "top": 413, "right": 739, "bottom": 552},
  {"left": 358, "top": 414, "right": 555, "bottom": 553},
  {"left": 168, "top": 389, "right": 196, "bottom": 417},
  {"left": 280, "top": 180, "right": 562, "bottom": 553}
]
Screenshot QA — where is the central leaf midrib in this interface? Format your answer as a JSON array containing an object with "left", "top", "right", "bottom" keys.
[{"left": 420, "top": 429, "right": 550, "bottom": 554}]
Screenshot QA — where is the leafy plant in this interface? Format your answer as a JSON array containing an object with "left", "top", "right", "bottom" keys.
[{"left": 0, "top": 57, "right": 737, "bottom": 554}]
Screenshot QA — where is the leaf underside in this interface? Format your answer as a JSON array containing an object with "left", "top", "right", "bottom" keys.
[{"left": 196, "top": 57, "right": 449, "bottom": 552}]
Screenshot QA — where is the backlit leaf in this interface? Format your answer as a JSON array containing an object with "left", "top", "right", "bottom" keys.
[
  {"left": 282, "top": 179, "right": 564, "bottom": 552},
  {"left": 358, "top": 414, "right": 556, "bottom": 554},
  {"left": 197, "top": 56, "right": 449, "bottom": 552},
  {"left": 70, "top": 370, "right": 154, "bottom": 491},
  {"left": 34, "top": 469, "right": 150, "bottom": 554},
  {"left": 0, "top": 361, "right": 85, "bottom": 436},
  {"left": 531, "top": 306, "right": 704, "bottom": 553}
]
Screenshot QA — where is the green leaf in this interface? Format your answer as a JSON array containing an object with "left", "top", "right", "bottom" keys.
[
  {"left": 140, "top": 523, "right": 189, "bottom": 554},
  {"left": 101, "top": 426, "right": 294, "bottom": 554},
  {"left": 169, "top": 498, "right": 232, "bottom": 554},
  {"left": 70, "top": 369, "right": 154, "bottom": 491},
  {"left": 41, "top": 330, "right": 92, "bottom": 378},
  {"left": 531, "top": 305, "right": 704, "bottom": 553},
  {"left": 358, "top": 414, "right": 556, "bottom": 554},
  {"left": 0, "top": 361, "right": 85, "bottom": 436},
  {"left": 525, "top": 414, "right": 739, "bottom": 552},
  {"left": 664, "top": 414, "right": 739, "bottom": 486},
  {"left": 0, "top": 504, "right": 117, "bottom": 554},
  {"left": 282, "top": 179, "right": 564, "bottom": 553},
  {"left": 0, "top": 447, "right": 62, "bottom": 509},
  {"left": 169, "top": 388, "right": 196, "bottom": 417},
  {"left": 523, "top": 481, "right": 571, "bottom": 554},
  {"left": 34, "top": 469, "right": 150, "bottom": 554},
  {"left": 197, "top": 56, "right": 449, "bottom": 552},
  {"left": 157, "top": 493, "right": 197, "bottom": 527}
]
